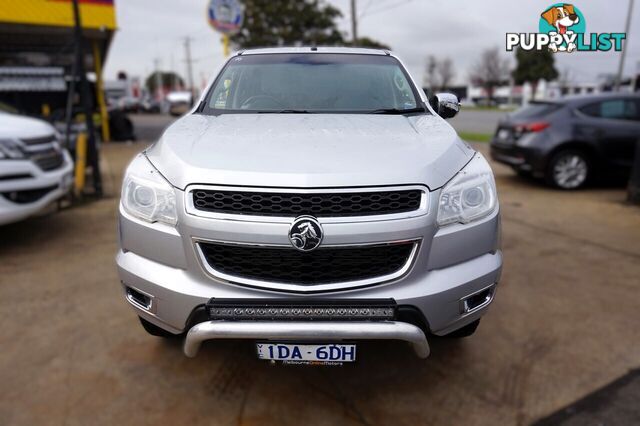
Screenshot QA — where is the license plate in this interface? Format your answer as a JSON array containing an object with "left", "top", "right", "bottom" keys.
[
  {"left": 256, "top": 343, "right": 356, "bottom": 364},
  {"left": 497, "top": 129, "right": 511, "bottom": 141}
]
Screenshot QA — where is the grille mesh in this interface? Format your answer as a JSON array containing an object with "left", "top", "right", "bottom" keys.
[
  {"left": 30, "top": 148, "right": 64, "bottom": 171},
  {"left": 20, "top": 135, "right": 57, "bottom": 146},
  {"left": 200, "top": 242, "right": 415, "bottom": 286},
  {"left": 192, "top": 189, "right": 422, "bottom": 217}
]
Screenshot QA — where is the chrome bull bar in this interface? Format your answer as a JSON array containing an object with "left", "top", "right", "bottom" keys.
[{"left": 183, "top": 320, "right": 430, "bottom": 358}]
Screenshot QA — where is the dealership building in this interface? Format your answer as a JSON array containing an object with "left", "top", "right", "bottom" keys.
[{"left": 0, "top": 0, "right": 116, "bottom": 140}]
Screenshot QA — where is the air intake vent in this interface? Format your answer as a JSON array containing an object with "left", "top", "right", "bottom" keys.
[
  {"left": 199, "top": 241, "right": 417, "bottom": 287},
  {"left": 192, "top": 188, "right": 423, "bottom": 217}
]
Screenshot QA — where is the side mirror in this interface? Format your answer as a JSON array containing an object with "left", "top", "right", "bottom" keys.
[{"left": 435, "top": 93, "right": 460, "bottom": 119}]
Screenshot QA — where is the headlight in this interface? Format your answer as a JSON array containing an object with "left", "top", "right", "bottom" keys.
[
  {"left": 437, "top": 153, "right": 497, "bottom": 226},
  {"left": 121, "top": 154, "right": 177, "bottom": 226},
  {"left": 0, "top": 139, "right": 26, "bottom": 159}
]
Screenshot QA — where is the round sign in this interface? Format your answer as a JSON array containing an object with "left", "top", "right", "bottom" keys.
[{"left": 208, "top": 0, "right": 244, "bottom": 35}]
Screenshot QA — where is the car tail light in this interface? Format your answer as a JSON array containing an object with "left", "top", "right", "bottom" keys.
[
  {"left": 514, "top": 121, "right": 550, "bottom": 136},
  {"left": 512, "top": 121, "right": 550, "bottom": 139}
]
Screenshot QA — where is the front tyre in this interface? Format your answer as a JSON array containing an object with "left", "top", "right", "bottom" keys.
[
  {"left": 546, "top": 150, "right": 590, "bottom": 189},
  {"left": 139, "top": 317, "right": 179, "bottom": 338}
]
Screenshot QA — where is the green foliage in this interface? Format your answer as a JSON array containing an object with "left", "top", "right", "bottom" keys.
[
  {"left": 512, "top": 48, "right": 559, "bottom": 85},
  {"left": 230, "top": 0, "right": 389, "bottom": 49},
  {"left": 346, "top": 37, "right": 391, "bottom": 50},
  {"left": 231, "top": 0, "right": 344, "bottom": 48},
  {"left": 458, "top": 131, "right": 493, "bottom": 143},
  {"left": 145, "top": 72, "right": 185, "bottom": 94}
]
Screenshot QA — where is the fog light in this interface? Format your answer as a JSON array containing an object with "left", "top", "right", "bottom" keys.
[
  {"left": 460, "top": 285, "right": 495, "bottom": 314},
  {"left": 206, "top": 299, "right": 397, "bottom": 321}
]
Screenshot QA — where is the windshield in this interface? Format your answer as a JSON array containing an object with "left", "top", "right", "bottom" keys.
[{"left": 202, "top": 53, "right": 423, "bottom": 114}]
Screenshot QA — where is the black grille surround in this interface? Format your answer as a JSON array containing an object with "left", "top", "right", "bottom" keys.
[
  {"left": 192, "top": 188, "right": 423, "bottom": 217},
  {"left": 1, "top": 185, "right": 58, "bottom": 204},
  {"left": 198, "top": 241, "right": 417, "bottom": 288}
]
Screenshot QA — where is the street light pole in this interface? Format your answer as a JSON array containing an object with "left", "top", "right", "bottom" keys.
[
  {"left": 184, "top": 37, "right": 195, "bottom": 98},
  {"left": 351, "top": 0, "right": 358, "bottom": 44},
  {"left": 615, "top": 0, "right": 634, "bottom": 91},
  {"left": 153, "top": 57, "right": 163, "bottom": 100}
]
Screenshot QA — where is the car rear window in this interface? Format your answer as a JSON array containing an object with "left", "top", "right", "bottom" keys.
[{"left": 510, "top": 102, "right": 562, "bottom": 119}]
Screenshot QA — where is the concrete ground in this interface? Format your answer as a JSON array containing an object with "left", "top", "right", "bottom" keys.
[{"left": 1, "top": 114, "right": 639, "bottom": 426}]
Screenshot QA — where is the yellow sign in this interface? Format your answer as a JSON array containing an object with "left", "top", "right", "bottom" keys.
[{"left": 0, "top": 0, "right": 116, "bottom": 30}]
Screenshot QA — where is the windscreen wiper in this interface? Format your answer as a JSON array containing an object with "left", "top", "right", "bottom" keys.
[
  {"left": 366, "top": 107, "right": 425, "bottom": 114},
  {"left": 257, "top": 109, "right": 313, "bottom": 114}
]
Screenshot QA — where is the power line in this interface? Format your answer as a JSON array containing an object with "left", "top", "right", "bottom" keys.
[
  {"left": 364, "top": 0, "right": 417, "bottom": 17},
  {"left": 358, "top": 0, "right": 375, "bottom": 19},
  {"left": 359, "top": 0, "right": 394, "bottom": 18}
]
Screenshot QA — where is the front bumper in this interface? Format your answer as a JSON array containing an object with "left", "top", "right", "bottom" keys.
[
  {"left": 117, "top": 245, "right": 502, "bottom": 337},
  {"left": 490, "top": 142, "right": 546, "bottom": 175},
  {"left": 183, "top": 320, "right": 430, "bottom": 358},
  {"left": 117, "top": 210, "right": 501, "bottom": 334},
  {"left": 116, "top": 181, "right": 502, "bottom": 356},
  {"left": 0, "top": 151, "right": 74, "bottom": 226}
]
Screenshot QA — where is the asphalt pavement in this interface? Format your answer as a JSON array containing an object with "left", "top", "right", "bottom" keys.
[
  {"left": 449, "top": 108, "right": 506, "bottom": 134},
  {"left": 1, "top": 113, "right": 639, "bottom": 426}
]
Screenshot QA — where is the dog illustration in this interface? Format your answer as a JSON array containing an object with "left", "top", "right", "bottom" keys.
[{"left": 541, "top": 4, "right": 580, "bottom": 53}]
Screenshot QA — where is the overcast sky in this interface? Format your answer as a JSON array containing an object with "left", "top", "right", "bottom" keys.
[{"left": 103, "top": 0, "right": 639, "bottom": 88}]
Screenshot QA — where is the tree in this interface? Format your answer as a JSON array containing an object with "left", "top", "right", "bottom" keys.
[
  {"left": 346, "top": 36, "right": 390, "bottom": 50},
  {"left": 423, "top": 55, "right": 438, "bottom": 89},
  {"left": 470, "top": 47, "right": 510, "bottom": 105},
  {"left": 145, "top": 72, "right": 185, "bottom": 94},
  {"left": 437, "top": 57, "right": 455, "bottom": 91},
  {"left": 512, "top": 48, "right": 558, "bottom": 100},
  {"left": 231, "top": 0, "right": 344, "bottom": 48},
  {"left": 557, "top": 67, "right": 573, "bottom": 95},
  {"left": 423, "top": 56, "right": 456, "bottom": 92}
]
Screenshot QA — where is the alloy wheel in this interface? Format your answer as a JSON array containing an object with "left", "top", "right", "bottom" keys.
[{"left": 552, "top": 154, "right": 588, "bottom": 189}]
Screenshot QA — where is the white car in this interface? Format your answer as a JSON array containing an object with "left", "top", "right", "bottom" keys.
[
  {"left": 0, "top": 111, "right": 74, "bottom": 226},
  {"left": 166, "top": 91, "right": 193, "bottom": 116}
]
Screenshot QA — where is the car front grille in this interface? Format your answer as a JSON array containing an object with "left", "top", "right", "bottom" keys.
[
  {"left": 20, "top": 135, "right": 57, "bottom": 146},
  {"left": 199, "top": 241, "right": 417, "bottom": 287},
  {"left": 30, "top": 148, "right": 65, "bottom": 171},
  {"left": 192, "top": 188, "right": 423, "bottom": 217},
  {"left": 17, "top": 134, "right": 65, "bottom": 171}
]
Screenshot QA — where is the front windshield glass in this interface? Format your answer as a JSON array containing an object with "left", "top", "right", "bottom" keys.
[{"left": 203, "top": 53, "right": 422, "bottom": 114}]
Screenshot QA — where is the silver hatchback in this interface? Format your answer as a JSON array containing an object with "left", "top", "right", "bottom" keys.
[{"left": 116, "top": 47, "right": 502, "bottom": 363}]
